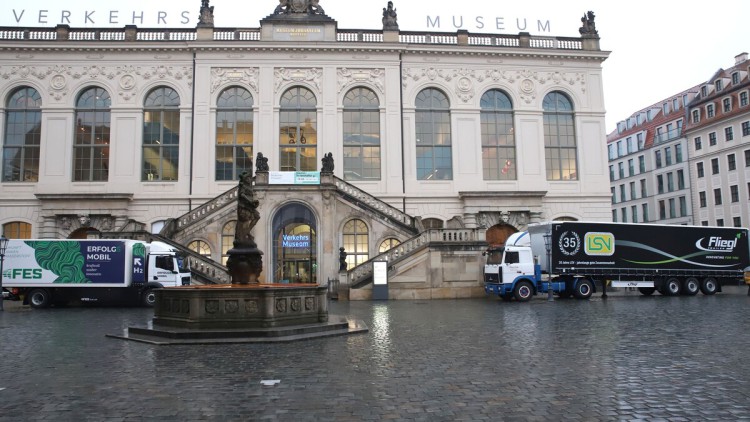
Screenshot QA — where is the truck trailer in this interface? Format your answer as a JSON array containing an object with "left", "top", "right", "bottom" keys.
[
  {"left": 2, "top": 239, "right": 191, "bottom": 308},
  {"left": 484, "top": 222, "right": 750, "bottom": 301}
]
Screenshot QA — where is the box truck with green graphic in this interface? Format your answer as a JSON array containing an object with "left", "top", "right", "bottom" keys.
[
  {"left": 1, "top": 239, "right": 191, "bottom": 308},
  {"left": 484, "top": 222, "right": 750, "bottom": 301}
]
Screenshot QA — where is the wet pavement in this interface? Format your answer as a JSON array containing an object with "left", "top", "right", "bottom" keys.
[{"left": 1, "top": 287, "right": 750, "bottom": 421}]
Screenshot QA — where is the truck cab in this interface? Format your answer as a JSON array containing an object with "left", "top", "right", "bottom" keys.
[{"left": 483, "top": 232, "right": 539, "bottom": 300}]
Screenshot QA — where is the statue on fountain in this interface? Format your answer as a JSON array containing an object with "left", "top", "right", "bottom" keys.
[{"left": 226, "top": 169, "right": 264, "bottom": 284}]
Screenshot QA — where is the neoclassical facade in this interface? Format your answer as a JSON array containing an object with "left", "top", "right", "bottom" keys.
[{"left": 0, "top": 1, "right": 611, "bottom": 294}]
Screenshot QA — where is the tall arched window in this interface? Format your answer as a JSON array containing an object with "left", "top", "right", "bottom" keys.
[
  {"left": 3, "top": 221, "right": 32, "bottom": 239},
  {"left": 222, "top": 221, "right": 236, "bottom": 265},
  {"left": 143, "top": 86, "right": 180, "bottom": 181},
  {"left": 342, "top": 219, "right": 369, "bottom": 269},
  {"left": 481, "top": 89, "right": 516, "bottom": 180},
  {"left": 343, "top": 87, "right": 380, "bottom": 180},
  {"left": 543, "top": 91, "right": 578, "bottom": 181},
  {"left": 3, "top": 87, "right": 41, "bottom": 182},
  {"left": 279, "top": 86, "right": 317, "bottom": 171},
  {"left": 415, "top": 88, "right": 452, "bottom": 180},
  {"left": 74, "top": 87, "right": 111, "bottom": 182},
  {"left": 216, "top": 87, "right": 254, "bottom": 181}
]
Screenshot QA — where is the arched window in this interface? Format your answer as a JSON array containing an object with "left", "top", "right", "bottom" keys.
[
  {"left": 74, "top": 87, "right": 111, "bottom": 182},
  {"left": 543, "top": 91, "right": 578, "bottom": 180},
  {"left": 279, "top": 86, "right": 317, "bottom": 172},
  {"left": 481, "top": 89, "right": 515, "bottom": 180},
  {"left": 222, "top": 221, "right": 236, "bottom": 265},
  {"left": 415, "top": 88, "right": 452, "bottom": 180},
  {"left": 216, "top": 87, "right": 254, "bottom": 181},
  {"left": 343, "top": 87, "right": 380, "bottom": 180},
  {"left": 3, "top": 87, "right": 41, "bottom": 182},
  {"left": 188, "top": 240, "right": 212, "bottom": 258},
  {"left": 143, "top": 86, "right": 180, "bottom": 181},
  {"left": 378, "top": 237, "right": 401, "bottom": 253},
  {"left": 342, "top": 219, "right": 369, "bottom": 269},
  {"left": 3, "top": 221, "right": 31, "bottom": 239}
]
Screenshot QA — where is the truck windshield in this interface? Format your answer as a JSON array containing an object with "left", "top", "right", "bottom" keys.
[
  {"left": 176, "top": 255, "right": 189, "bottom": 273},
  {"left": 485, "top": 249, "right": 504, "bottom": 265}
]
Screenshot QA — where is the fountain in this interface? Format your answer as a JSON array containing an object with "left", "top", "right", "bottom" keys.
[{"left": 111, "top": 159, "right": 367, "bottom": 344}]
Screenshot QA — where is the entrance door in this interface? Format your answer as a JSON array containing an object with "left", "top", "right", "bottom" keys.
[{"left": 272, "top": 203, "right": 317, "bottom": 284}]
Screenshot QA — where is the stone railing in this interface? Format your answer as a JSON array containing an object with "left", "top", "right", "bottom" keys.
[
  {"left": 333, "top": 176, "right": 416, "bottom": 232},
  {"left": 349, "top": 228, "right": 486, "bottom": 288},
  {"left": 0, "top": 26, "right": 597, "bottom": 51},
  {"left": 175, "top": 185, "right": 239, "bottom": 233}
]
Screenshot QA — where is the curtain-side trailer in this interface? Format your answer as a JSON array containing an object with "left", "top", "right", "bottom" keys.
[
  {"left": 484, "top": 222, "right": 750, "bottom": 301},
  {"left": 2, "top": 239, "right": 191, "bottom": 308}
]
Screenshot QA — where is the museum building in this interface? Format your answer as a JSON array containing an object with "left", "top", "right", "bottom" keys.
[{"left": 0, "top": 1, "right": 611, "bottom": 298}]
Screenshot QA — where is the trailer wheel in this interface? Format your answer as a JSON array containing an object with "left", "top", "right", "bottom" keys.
[
  {"left": 700, "top": 278, "right": 718, "bottom": 295},
  {"left": 573, "top": 279, "right": 594, "bottom": 300},
  {"left": 141, "top": 289, "right": 157, "bottom": 307},
  {"left": 665, "top": 278, "right": 682, "bottom": 296},
  {"left": 683, "top": 277, "right": 700, "bottom": 296},
  {"left": 513, "top": 281, "right": 534, "bottom": 302},
  {"left": 28, "top": 289, "right": 52, "bottom": 309},
  {"left": 638, "top": 287, "right": 655, "bottom": 296}
]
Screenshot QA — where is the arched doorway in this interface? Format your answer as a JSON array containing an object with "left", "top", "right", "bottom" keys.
[
  {"left": 485, "top": 224, "right": 517, "bottom": 247},
  {"left": 68, "top": 227, "right": 100, "bottom": 239},
  {"left": 272, "top": 203, "right": 317, "bottom": 284}
]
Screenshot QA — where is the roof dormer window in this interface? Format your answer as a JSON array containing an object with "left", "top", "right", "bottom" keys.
[
  {"left": 663, "top": 103, "right": 669, "bottom": 114},
  {"left": 692, "top": 109, "right": 700, "bottom": 123},
  {"left": 716, "top": 80, "right": 723, "bottom": 92},
  {"left": 723, "top": 97, "right": 732, "bottom": 113},
  {"left": 732, "top": 72, "right": 740, "bottom": 85},
  {"left": 706, "top": 103, "right": 715, "bottom": 118},
  {"left": 701, "top": 86, "right": 708, "bottom": 97}
]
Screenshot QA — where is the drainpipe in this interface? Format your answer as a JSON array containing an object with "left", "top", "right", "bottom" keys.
[
  {"left": 399, "top": 52, "right": 406, "bottom": 213},
  {"left": 188, "top": 50, "right": 197, "bottom": 211}
]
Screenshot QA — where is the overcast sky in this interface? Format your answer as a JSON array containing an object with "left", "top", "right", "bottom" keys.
[{"left": 2, "top": 0, "right": 749, "bottom": 133}]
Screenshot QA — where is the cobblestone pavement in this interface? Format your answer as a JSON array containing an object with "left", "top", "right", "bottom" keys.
[{"left": 1, "top": 287, "right": 750, "bottom": 421}]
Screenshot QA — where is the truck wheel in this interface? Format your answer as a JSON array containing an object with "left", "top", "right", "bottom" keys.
[
  {"left": 665, "top": 278, "right": 682, "bottom": 296},
  {"left": 683, "top": 277, "right": 700, "bottom": 296},
  {"left": 28, "top": 289, "right": 52, "bottom": 309},
  {"left": 141, "top": 289, "right": 157, "bottom": 307},
  {"left": 638, "top": 287, "right": 655, "bottom": 296},
  {"left": 573, "top": 279, "right": 594, "bottom": 299},
  {"left": 700, "top": 278, "right": 718, "bottom": 295},
  {"left": 513, "top": 281, "right": 534, "bottom": 302}
]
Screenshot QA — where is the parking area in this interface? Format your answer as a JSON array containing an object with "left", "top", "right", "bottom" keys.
[{"left": 1, "top": 287, "right": 750, "bottom": 421}]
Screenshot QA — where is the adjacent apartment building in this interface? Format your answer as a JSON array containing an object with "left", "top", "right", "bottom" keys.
[{"left": 608, "top": 53, "right": 750, "bottom": 228}]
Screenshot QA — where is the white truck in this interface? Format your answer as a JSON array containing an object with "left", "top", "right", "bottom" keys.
[
  {"left": 2, "top": 239, "right": 191, "bottom": 308},
  {"left": 484, "top": 221, "right": 750, "bottom": 301}
]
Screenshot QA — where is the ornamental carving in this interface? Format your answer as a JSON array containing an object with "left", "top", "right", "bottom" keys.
[
  {"left": 305, "top": 297, "right": 315, "bottom": 311},
  {"left": 274, "top": 67, "right": 322, "bottom": 92},
  {"left": 403, "top": 67, "right": 485, "bottom": 103},
  {"left": 477, "top": 211, "right": 529, "bottom": 231},
  {"left": 337, "top": 68, "right": 385, "bottom": 94},
  {"left": 210, "top": 68, "right": 259, "bottom": 93},
  {"left": 0, "top": 64, "right": 192, "bottom": 103}
]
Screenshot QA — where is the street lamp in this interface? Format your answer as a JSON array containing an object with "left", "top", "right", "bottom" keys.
[
  {"left": 543, "top": 233, "right": 554, "bottom": 302},
  {"left": 0, "top": 235, "right": 9, "bottom": 311}
]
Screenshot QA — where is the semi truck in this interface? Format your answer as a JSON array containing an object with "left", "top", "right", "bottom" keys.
[
  {"left": 484, "top": 221, "right": 750, "bottom": 301},
  {"left": 2, "top": 239, "right": 191, "bottom": 308}
]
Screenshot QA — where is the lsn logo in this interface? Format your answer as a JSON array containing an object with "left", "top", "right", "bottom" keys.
[{"left": 585, "top": 232, "right": 615, "bottom": 256}]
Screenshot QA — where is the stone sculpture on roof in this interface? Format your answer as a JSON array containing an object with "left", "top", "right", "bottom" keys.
[
  {"left": 382, "top": 1, "right": 399, "bottom": 30},
  {"left": 274, "top": 0, "right": 326, "bottom": 15},
  {"left": 579, "top": 11, "right": 597, "bottom": 36},
  {"left": 197, "top": 0, "right": 215, "bottom": 27}
]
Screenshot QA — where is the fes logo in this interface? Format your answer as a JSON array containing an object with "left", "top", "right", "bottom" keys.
[{"left": 585, "top": 232, "right": 615, "bottom": 256}]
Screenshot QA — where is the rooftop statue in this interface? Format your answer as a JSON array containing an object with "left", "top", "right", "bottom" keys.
[
  {"left": 274, "top": 0, "right": 326, "bottom": 15},
  {"left": 579, "top": 11, "right": 598, "bottom": 36},
  {"left": 197, "top": 0, "right": 215, "bottom": 28},
  {"left": 382, "top": 1, "right": 399, "bottom": 30}
]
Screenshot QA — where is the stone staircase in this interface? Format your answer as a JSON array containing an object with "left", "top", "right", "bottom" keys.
[{"left": 348, "top": 229, "right": 487, "bottom": 289}]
